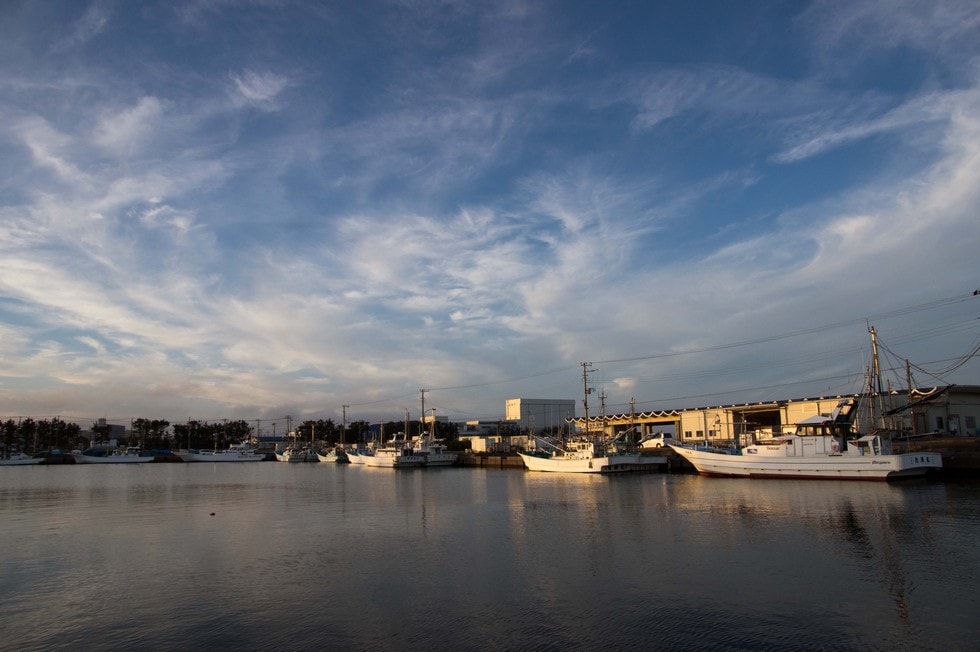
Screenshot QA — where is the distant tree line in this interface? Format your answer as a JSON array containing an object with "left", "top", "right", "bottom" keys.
[
  {"left": 2, "top": 414, "right": 470, "bottom": 455},
  {"left": 290, "top": 418, "right": 461, "bottom": 448},
  {"left": 2, "top": 418, "right": 83, "bottom": 454},
  {"left": 171, "top": 420, "right": 252, "bottom": 451}
]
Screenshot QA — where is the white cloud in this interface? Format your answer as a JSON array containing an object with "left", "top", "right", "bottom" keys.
[
  {"left": 230, "top": 70, "right": 289, "bottom": 108},
  {"left": 52, "top": 1, "right": 112, "bottom": 51},
  {"left": 92, "top": 97, "right": 166, "bottom": 155},
  {"left": 773, "top": 90, "right": 961, "bottom": 164}
]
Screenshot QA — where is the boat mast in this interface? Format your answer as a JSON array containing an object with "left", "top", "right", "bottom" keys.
[
  {"left": 906, "top": 360, "right": 916, "bottom": 435},
  {"left": 869, "top": 326, "right": 886, "bottom": 430},
  {"left": 342, "top": 405, "right": 348, "bottom": 449}
]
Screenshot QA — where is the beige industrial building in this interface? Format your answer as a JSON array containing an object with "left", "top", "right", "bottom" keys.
[{"left": 568, "top": 385, "right": 980, "bottom": 445}]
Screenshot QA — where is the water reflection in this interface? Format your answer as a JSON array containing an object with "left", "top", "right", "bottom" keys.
[{"left": 0, "top": 465, "right": 977, "bottom": 650}]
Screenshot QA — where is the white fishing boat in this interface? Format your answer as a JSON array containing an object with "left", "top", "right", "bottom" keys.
[
  {"left": 275, "top": 446, "right": 309, "bottom": 463},
  {"left": 72, "top": 447, "right": 153, "bottom": 464},
  {"left": 669, "top": 327, "right": 943, "bottom": 481},
  {"left": 518, "top": 363, "right": 666, "bottom": 474},
  {"left": 320, "top": 408, "right": 352, "bottom": 464},
  {"left": 669, "top": 421, "right": 941, "bottom": 480},
  {"left": 346, "top": 448, "right": 369, "bottom": 465},
  {"left": 350, "top": 418, "right": 423, "bottom": 469},
  {"left": 176, "top": 442, "right": 264, "bottom": 463},
  {"left": 316, "top": 447, "right": 349, "bottom": 463},
  {"left": 519, "top": 439, "right": 663, "bottom": 473},
  {"left": 416, "top": 440, "right": 457, "bottom": 467},
  {"left": 359, "top": 445, "right": 424, "bottom": 468},
  {"left": 0, "top": 452, "right": 43, "bottom": 466},
  {"left": 413, "top": 411, "right": 457, "bottom": 467}
]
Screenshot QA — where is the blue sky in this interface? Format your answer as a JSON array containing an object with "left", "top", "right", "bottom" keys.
[{"left": 1, "top": 0, "right": 978, "bottom": 430}]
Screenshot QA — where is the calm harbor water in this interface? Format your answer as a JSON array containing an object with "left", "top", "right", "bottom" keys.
[{"left": 1, "top": 463, "right": 978, "bottom": 651}]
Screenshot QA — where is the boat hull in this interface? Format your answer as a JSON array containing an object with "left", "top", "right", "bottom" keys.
[
  {"left": 669, "top": 445, "right": 941, "bottom": 481},
  {"left": 275, "top": 449, "right": 310, "bottom": 462},
  {"left": 72, "top": 453, "right": 153, "bottom": 464},
  {"left": 317, "top": 449, "right": 350, "bottom": 463},
  {"left": 176, "top": 450, "right": 264, "bottom": 463},
  {"left": 0, "top": 454, "right": 43, "bottom": 466},
  {"left": 518, "top": 452, "right": 665, "bottom": 474},
  {"left": 346, "top": 450, "right": 368, "bottom": 465},
  {"left": 421, "top": 453, "right": 458, "bottom": 467},
  {"left": 359, "top": 449, "right": 424, "bottom": 468}
]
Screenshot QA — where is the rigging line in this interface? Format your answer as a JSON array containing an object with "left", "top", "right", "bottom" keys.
[
  {"left": 877, "top": 328, "right": 980, "bottom": 379},
  {"left": 594, "top": 291, "right": 979, "bottom": 366},
  {"left": 345, "top": 392, "right": 419, "bottom": 408},
  {"left": 388, "top": 293, "right": 978, "bottom": 397},
  {"left": 911, "top": 342, "right": 980, "bottom": 378},
  {"left": 632, "top": 371, "right": 867, "bottom": 407},
  {"left": 418, "top": 294, "right": 977, "bottom": 394},
  {"left": 378, "top": 293, "right": 979, "bottom": 396},
  {"left": 631, "top": 344, "right": 867, "bottom": 384}
]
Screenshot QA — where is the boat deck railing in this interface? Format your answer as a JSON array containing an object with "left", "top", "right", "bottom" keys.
[{"left": 674, "top": 442, "right": 742, "bottom": 455}]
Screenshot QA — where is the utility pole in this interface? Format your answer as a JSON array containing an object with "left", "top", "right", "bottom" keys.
[
  {"left": 581, "top": 362, "right": 594, "bottom": 438},
  {"left": 599, "top": 388, "right": 607, "bottom": 439}
]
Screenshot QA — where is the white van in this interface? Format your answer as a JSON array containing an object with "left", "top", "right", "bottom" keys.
[{"left": 639, "top": 432, "right": 675, "bottom": 449}]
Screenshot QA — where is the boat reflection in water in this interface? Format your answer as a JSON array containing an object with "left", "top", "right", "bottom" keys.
[{"left": 1, "top": 464, "right": 976, "bottom": 650}]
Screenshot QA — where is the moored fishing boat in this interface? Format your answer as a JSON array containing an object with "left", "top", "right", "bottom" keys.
[
  {"left": 346, "top": 448, "right": 369, "bottom": 464},
  {"left": 176, "top": 442, "right": 264, "bottom": 463},
  {"left": 0, "top": 452, "right": 43, "bottom": 466},
  {"left": 669, "top": 412, "right": 941, "bottom": 481},
  {"left": 317, "top": 447, "right": 350, "bottom": 463},
  {"left": 415, "top": 440, "right": 457, "bottom": 467},
  {"left": 669, "top": 327, "right": 943, "bottom": 481},
  {"left": 275, "top": 446, "right": 308, "bottom": 462},
  {"left": 518, "top": 438, "right": 664, "bottom": 473},
  {"left": 518, "top": 363, "right": 665, "bottom": 474},
  {"left": 359, "top": 445, "right": 424, "bottom": 468},
  {"left": 72, "top": 447, "right": 153, "bottom": 464},
  {"left": 413, "top": 412, "right": 457, "bottom": 467}
]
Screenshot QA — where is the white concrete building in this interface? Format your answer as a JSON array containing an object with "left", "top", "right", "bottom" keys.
[{"left": 505, "top": 398, "right": 576, "bottom": 433}]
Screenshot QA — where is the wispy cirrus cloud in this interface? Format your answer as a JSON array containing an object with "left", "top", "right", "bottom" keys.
[
  {"left": 230, "top": 70, "right": 290, "bottom": 109},
  {"left": 1, "top": 1, "right": 978, "bottom": 424},
  {"left": 92, "top": 96, "right": 167, "bottom": 155}
]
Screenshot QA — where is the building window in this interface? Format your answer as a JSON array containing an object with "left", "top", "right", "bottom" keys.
[
  {"left": 684, "top": 431, "right": 692, "bottom": 439},
  {"left": 936, "top": 416, "right": 944, "bottom": 431},
  {"left": 965, "top": 416, "right": 976, "bottom": 431}
]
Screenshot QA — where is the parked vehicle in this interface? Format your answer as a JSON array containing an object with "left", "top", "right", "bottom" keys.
[{"left": 639, "top": 432, "right": 675, "bottom": 449}]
